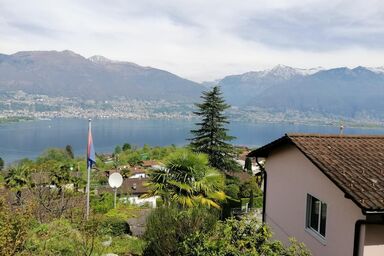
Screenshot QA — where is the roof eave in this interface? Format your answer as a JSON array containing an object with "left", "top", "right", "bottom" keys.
[{"left": 247, "top": 134, "right": 292, "bottom": 158}]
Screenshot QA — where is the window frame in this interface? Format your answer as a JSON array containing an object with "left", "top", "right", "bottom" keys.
[{"left": 306, "top": 194, "right": 327, "bottom": 240}]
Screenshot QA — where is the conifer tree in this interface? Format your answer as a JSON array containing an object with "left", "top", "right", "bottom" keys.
[
  {"left": 190, "top": 86, "right": 238, "bottom": 171},
  {"left": 244, "top": 157, "right": 252, "bottom": 173}
]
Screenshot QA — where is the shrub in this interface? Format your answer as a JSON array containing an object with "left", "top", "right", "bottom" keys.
[
  {"left": 0, "top": 199, "right": 33, "bottom": 256},
  {"left": 25, "top": 219, "right": 80, "bottom": 255},
  {"left": 91, "top": 193, "right": 114, "bottom": 214},
  {"left": 181, "top": 214, "right": 311, "bottom": 256},
  {"left": 143, "top": 206, "right": 219, "bottom": 256},
  {"left": 105, "top": 236, "right": 146, "bottom": 256},
  {"left": 101, "top": 216, "right": 131, "bottom": 236}
]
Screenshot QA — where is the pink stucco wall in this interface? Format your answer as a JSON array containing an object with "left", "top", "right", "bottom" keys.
[
  {"left": 364, "top": 224, "right": 384, "bottom": 256},
  {"left": 264, "top": 144, "right": 365, "bottom": 256}
]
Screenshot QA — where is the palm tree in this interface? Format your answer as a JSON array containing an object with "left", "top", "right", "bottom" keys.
[
  {"left": 145, "top": 150, "right": 226, "bottom": 209},
  {"left": 5, "top": 165, "right": 31, "bottom": 205}
]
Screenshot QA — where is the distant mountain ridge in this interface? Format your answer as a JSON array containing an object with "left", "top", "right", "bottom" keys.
[
  {"left": 1, "top": 50, "right": 384, "bottom": 120},
  {"left": 0, "top": 50, "right": 202, "bottom": 101},
  {"left": 218, "top": 65, "right": 384, "bottom": 119}
]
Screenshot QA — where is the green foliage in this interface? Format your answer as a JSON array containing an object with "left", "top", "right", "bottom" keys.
[
  {"left": 105, "top": 235, "right": 146, "bottom": 255},
  {"left": 190, "top": 86, "right": 239, "bottom": 172},
  {"left": 249, "top": 189, "right": 255, "bottom": 208},
  {"left": 100, "top": 216, "right": 131, "bottom": 236},
  {"left": 181, "top": 215, "right": 311, "bottom": 256},
  {"left": 0, "top": 199, "right": 33, "bottom": 256},
  {"left": 25, "top": 219, "right": 80, "bottom": 255},
  {"left": 145, "top": 149, "right": 227, "bottom": 209},
  {"left": 36, "top": 148, "right": 72, "bottom": 164},
  {"left": 104, "top": 204, "right": 138, "bottom": 220},
  {"left": 5, "top": 165, "right": 31, "bottom": 205},
  {"left": 91, "top": 193, "right": 114, "bottom": 214},
  {"left": 239, "top": 176, "right": 262, "bottom": 198},
  {"left": 0, "top": 157, "right": 4, "bottom": 171},
  {"left": 122, "top": 143, "right": 132, "bottom": 151},
  {"left": 144, "top": 206, "right": 219, "bottom": 256},
  {"left": 25, "top": 216, "right": 143, "bottom": 256},
  {"left": 65, "top": 145, "right": 74, "bottom": 159},
  {"left": 224, "top": 176, "right": 241, "bottom": 200},
  {"left": 245, "top": 157, "right": 252, "bottom": 173},
  {"left": 114, "top": 145, "right": 122, "bottom": 155}
]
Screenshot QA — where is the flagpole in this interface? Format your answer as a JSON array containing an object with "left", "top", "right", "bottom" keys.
[{"left": 86, "top": 119, "right": 91, "bottom": 220}]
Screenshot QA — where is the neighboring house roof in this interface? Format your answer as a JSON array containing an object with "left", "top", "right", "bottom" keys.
[
  {"left": 141, "top": 160, "right": 160, "bottom": 168},
  {"left": 130, "top": 166, "right": 146, "bottom": 175},
  {"left": 123, "top": 178, "right": 149, "bottom": 195},
  {"left": 226, "top": 171, "right": 253, "bottom": 182},
  {"left": 248, "top": 133, "right": 384, "bottom": 212},
  {"left": 98, "top": 177, "right": 149, "bottom": 195}
]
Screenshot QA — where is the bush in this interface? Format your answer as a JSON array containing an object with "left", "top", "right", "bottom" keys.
[
  {"left": 143, "top": 206, "right": 219, "bottom": 256},
  {"left": 25, "top": 219, "right": 80, "bottom": 255},
  {"left": 105, "top": 236, "right": 146, "bottom": 256},
  {"left": 91, "top": 193, "right": 114, "bottom": 214},
  {"left": 101, "top": 216, "right": 131, "bottom": 236},
  {"left": 181, "top": 215, "right": 311, "bottom": 256},
  {"left": 0, "top": 199, "right": 33, "bottom": 255}
]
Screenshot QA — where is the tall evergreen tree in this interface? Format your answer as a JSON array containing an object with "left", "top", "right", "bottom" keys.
[{"left": 190, "top": 86, "right": 238, "bottom": 171}]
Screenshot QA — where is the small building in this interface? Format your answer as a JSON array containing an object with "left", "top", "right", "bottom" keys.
[
  {"left": 123, "top": 178, "right": 158, "bottom": 208},
  {"left": 248, "top": 134, "right": 384, "bottom": 256},
  {"left": 129, "top": 166, "right": 148, "bottom": 179}
]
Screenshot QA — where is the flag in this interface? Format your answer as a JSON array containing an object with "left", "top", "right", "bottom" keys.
[{"left": 87, "top": 122, "right": 96, "bottom": 168}]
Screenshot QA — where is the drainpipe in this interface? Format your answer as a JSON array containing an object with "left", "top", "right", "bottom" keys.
[
  {"left": 256, "top": 157, "right": 267, "bottom": 223},
  {"left": 353, "top": 217, "right": 384, "bottom": 256}
]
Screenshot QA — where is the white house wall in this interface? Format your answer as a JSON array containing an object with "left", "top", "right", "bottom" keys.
[{"left": 127, "top": 195, "right": 158, "bottom": 208}]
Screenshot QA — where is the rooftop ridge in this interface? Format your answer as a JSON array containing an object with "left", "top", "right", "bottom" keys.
[{"left": 287, "top": 133, "right": 384, "bottom": 138}]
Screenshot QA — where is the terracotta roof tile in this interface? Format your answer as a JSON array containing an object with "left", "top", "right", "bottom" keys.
[{"left": 249, "top": 134, "right": 384, "bottom": 211}]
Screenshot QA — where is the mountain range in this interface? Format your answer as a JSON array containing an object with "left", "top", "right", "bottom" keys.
[
  {"left": 1, "top": 50, "right": 384, "bottom": 119},
  {"left": 0, "top": 50, "right": 202, "bottom": 102},
  {"left": 218, "top": 65, "right": 384, "bottom": 118}
]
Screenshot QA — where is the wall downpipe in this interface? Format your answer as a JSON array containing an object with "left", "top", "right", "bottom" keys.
[{"left": 256, "top": 157, "right": 267, "bottom": 223}]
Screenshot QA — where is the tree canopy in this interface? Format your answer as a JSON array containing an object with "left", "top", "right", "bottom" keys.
[
  {"left": 190, "top": 86, "right": 238, "bottom": 172},
  {"left": 145, "top": 149, "right": 226, "bottom": 209}
]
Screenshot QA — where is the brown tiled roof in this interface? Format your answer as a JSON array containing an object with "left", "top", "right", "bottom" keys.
[
  {"left": 141, "top": 160, "right": 160, "bottom": 167},
  {"left": 248, "top": 133, "right": 384, "bottom": 211},
  {"left": 123, "top": 178, "right": 149, "bottom": 195},
  {"left": 130, "top": 166, "right": 146, "bottom": 175},
  {"left": 98, "top": 178, "right": 149, "bottom": 195}
]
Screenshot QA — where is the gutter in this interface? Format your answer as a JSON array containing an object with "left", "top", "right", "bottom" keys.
[
  {"left": 353, "top": 216, "right": 384, "bottom": 256},
  {"left": 255, "top": 157, "right": 267, "bottom": 223}
]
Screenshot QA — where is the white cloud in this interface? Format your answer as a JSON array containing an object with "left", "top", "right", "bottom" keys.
[{"left": 1, "top": 0, "right": 384, "bottom": 81}]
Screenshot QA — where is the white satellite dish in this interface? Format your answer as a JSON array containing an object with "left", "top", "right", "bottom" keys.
[
  {"left": 108, "top": 172, "right": 123, "bottom": 188},
  {"left": 108, "top": 172, "right": 123, "bottom": 208}
]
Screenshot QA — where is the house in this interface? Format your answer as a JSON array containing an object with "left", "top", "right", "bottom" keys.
[
  {"left": 129, "top": 166, "right": 148, "bottom": 179},
  {"left": 248, "top": 134, "right": 384, "bottom": 256},
  {"left": 122, "top": 178, "right": 158, "bottom": 208}
]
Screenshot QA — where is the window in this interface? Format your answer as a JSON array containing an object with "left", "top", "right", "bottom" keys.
[{"left": 306, "top": 194, "right": 327, "bottom": 237}]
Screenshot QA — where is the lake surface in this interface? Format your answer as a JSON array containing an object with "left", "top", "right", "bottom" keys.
[{"left": 1, "top": 118, "right": 384, "bottom": 164}]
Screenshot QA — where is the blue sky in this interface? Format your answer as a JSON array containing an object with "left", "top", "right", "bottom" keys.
[{"left": 1, "top": 0, "right": 384, "bottom": 81}]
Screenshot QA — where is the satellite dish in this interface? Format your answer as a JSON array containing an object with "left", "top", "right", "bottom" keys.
[{"left": 108, "top": 172, "right": 123, "bottom": 188}]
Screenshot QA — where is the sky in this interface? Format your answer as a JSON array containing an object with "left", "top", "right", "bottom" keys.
[{"left": 1, "top": 0, "right": 384, "bottom": 82}]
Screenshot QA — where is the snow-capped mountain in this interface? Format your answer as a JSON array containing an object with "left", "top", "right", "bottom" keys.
[
  {"left": 218, "top": 65, "right": 384, "bottom": 118},
  {"left": 367, "top": 66, "right": 384, "bottom": 74},
  {"left": 88, "top": 55, "right": 115, "bottom": 64}
]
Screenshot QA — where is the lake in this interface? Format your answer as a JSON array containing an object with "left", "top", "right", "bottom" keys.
[{"left": 1, "top": 118, "right": 384, "bottom": 164}]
